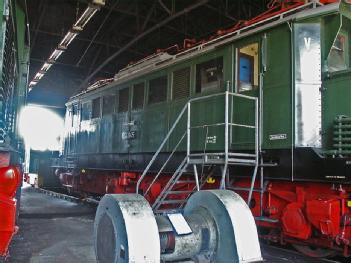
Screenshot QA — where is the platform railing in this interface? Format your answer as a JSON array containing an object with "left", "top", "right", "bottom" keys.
[{"left": 136, "top": 90, "right": 259, "bottom": 208}]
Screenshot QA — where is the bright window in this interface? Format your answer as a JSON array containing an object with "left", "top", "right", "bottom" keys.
[{"left": 238, "top": 43, "right": 259, "bottom": 92}]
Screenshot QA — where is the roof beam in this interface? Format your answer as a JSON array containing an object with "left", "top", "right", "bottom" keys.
[
  {"left": 75, "top": 0, "right": 191, "bottom": 37},
  {"left": 30, "top": 0, "right": 47, "bottom": 53},
  {"left": 30, "top": 58, "right": 114, "bottom": 75},
  {"left": 78, "top": 0, "right": 209, "bottom": 90}
]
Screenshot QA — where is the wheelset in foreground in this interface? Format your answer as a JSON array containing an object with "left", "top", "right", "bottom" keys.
[{"left": 93, "top": 190, "right": 262, "bottom": 263}]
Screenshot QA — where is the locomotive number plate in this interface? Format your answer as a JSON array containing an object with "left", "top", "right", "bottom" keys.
[
  {"left": 122, "top": 131, "right": 136, "bottom": 140},
  {"left": 269, "top": 134, "right": 287, "bottom": 141},
  {"left": 206, "top": 135, "right": 217, "bottom": 144}
]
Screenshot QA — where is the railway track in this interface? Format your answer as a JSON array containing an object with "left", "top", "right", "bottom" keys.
[
  {"left": 28, "top": 187, "right": 99, "bottom": 207},
  {"left": 28, "top": 186, "right": 348, "bottom": 263}
]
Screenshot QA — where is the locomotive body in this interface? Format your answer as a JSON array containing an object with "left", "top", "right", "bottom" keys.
[{"left": 56, "top": 1, "right": 351, "bottom": 257}]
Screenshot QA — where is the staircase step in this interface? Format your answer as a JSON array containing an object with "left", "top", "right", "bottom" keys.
[
  {"left": 227, "top": 162, "right": 257, "bottom": 166},
  {"left": 228, "top": 158, "right": 256, "bottom": 164},
  {"left": 175, "top": 180, "right": 195, "bottom": 184},
  {"left": 228, "top": 153, "right": 257, "bottom": 158},
  {"left": 159, "top": 199, "right": 187, "bottom": 205},
  {"left": 188, "top": 158, "right": 225, "bottom": 164},
  {"left": 167, "top": 190, "right": 194, "bottom": 195}
]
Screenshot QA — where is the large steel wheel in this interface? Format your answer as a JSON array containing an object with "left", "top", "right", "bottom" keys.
[
  {"left": 293, "top": 244, "right": 336, "bottom": 258},
  {"left": 94, "top": 194, "right": 160, "bottom": 263},
  {"left": 94, "top": 190, "right": 262, "bottom": 263}
]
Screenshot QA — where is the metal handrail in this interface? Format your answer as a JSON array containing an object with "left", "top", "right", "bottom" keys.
[
  {"left": 135, "top": 102, "right": 189, "bottom": 193},
  {"left": 136, "top": 92, "right": 229, "bottom": 192},
  {"left": 143, "top": 131, "right": 187, "bottom": 196},
  {"left": 136, "top": 90, "right": 259, "bottom": 195},
  {"left": 152, "top": 156, "right": 188, "bottom": 210}
]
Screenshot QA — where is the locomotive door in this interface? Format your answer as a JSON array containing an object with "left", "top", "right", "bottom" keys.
[
  {"left": 232, "top": 38, "right": 261, "bottom": 151},
  {"left": 69, "top": 103, "right": 79, "bottom": 155},
  {"left": 129, "top": 82, "right": 145, "bottom": 167},
  {"left": 115, "top": 87, "right": 131, "bottom": 169}
]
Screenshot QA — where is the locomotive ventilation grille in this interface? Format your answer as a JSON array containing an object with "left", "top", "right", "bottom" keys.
[
  {"left": 328, "top": 115, "right": 351, "bottom": 157},
  {"left": 0, "top": 3, "right": 17, "bottom": 146}
]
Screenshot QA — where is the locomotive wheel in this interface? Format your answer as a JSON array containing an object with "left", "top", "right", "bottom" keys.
[
  {"left": 292, "top": 244, "right": 336, "bottom": 258},
  {"left": 184, "top": 190, "right": 262, "bottom": 263},
  {"left": 94, "top": 190, "right": 262, "bottom": 263},
  {"left": 94, "top": 194, "right": 160, "bottom": 263}
]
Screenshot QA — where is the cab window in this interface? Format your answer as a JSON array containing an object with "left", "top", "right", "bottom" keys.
[
  {"left": 118, "top": 88, "right": 129, "bottom": 113},
  {"left": 67, "top": 107, "right": 73, "bottom": 127},
  {"left": 92, "top": 98, "right": 101, "bottom": 119},
  {"left": 237, "top": 43, "right": 259, "bottom": 92},
  {"left": 327, "top": 32, "right": 349, "bottom": 72},
  {"left": 72, "top": 104, "right": 78, "bottom": 126},
  {"left": 132, "top": 82, "right": 145, "bottom": 110},
  {"left": 196, "top": 57, "right": 223, "bottom": 93},
  {"left": 81, "top": 102, "right": 91, "bottom": 121},
  {"left": 102, "top": 95, "right": 116, "bottom": 116}
]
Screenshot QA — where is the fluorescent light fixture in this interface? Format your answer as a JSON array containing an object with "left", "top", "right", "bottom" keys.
[{"left": 29, "top": 0, "right": 105, "bottom": 89}]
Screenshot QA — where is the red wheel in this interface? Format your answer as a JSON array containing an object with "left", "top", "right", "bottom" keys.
[{"left": 293, "top": 244, "right": 336, "bottom": 258}]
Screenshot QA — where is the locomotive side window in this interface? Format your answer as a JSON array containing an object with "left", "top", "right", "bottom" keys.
[
  {"left": 92, "top": 98, "right": 101, "bottom": 119},
  {"left": 237, "top": 43, "right": 259, "bottom": 92},
  {"left": 148, "top": 76, "right": 167, "bottom": 105},
  {"left": 196, "top": 57, "right": 223, "bottom": 93},
  {"left": 118, "top": 88, "right": 129, "bottom": 113},
  {"left": 132, "top": 82, "right": 145, "bottom": 110},
  {"left": 173, "top": 67, "right": 190, "bottom": 100},
  {"left": 81, "top": 102, "right": 91, "bottom": 121},
  {"left": 102, "top": 95, "right": 116, "bottom": 116},
  {"left": 72, "top": 104, "right": 78, "bottom": 126},
  {"left": 327, "top": 32, "right": 349, "bottom": 72}
]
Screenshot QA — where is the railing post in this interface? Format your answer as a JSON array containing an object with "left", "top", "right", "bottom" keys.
[
  {"left": 187, "top": 102, "right": 191, "bottom": 160},
  {"left": 135, "top": 102, "right": 189, "bottom": 194},
  {"left": 225, "top": 91, "right": 229, "bottom": 164},
  {"left": 220, "top": 91, "right": 229, "bottom": 190},
  {"left": 193, "top": 164, "right": 200, "bottom": 191},
  {"left": 255, "top": 98, "right": 259, "bottom": 163}
]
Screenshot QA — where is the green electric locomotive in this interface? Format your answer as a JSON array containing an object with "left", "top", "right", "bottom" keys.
[{"left": 56, "top": 0, "right": 351, "bottom": 258}]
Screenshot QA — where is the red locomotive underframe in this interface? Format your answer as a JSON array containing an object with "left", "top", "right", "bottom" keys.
[{"left": 58, "top": 170, "right": 351, "bottom": 257}]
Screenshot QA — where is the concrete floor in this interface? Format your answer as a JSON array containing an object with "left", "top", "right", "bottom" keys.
[
  {"left": 7, "top": 187, "right": 96, "bottom": 263},
  {"left": 5, "top": 186, "right": 344, "bottom": 263}
]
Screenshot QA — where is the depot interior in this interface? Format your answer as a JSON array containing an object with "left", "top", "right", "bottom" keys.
[{"left": 1, "top": 1, "right": 351, "bottom": 263}]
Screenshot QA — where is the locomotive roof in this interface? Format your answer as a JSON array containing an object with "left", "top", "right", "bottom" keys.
[{"left": 67, "top": 1, "right": 343, "bottom": 105}]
